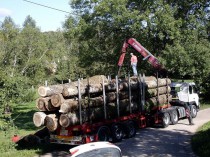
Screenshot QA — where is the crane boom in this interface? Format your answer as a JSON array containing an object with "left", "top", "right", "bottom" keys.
[{"left": 117, "top": 38, "right": 163, "bottom": 74}]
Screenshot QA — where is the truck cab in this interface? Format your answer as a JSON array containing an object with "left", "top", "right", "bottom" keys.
[{"left": 170, "top": 82, "right": 200, "bottom": 118}]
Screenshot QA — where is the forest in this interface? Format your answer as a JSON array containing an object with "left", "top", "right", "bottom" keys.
[{"left": 0, "top": 0, "right": 210, "bottom": 113}]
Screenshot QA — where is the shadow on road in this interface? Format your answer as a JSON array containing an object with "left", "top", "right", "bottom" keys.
[
  {"left": 16, "top": 126, "right": 196, "bottom": 157},
  {"left": 116, "top": 126, "right": 196, "bottom": 157}
]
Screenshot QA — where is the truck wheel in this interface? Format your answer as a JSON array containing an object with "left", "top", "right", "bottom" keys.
[
  {"left": 170, "top": 110, "right": 178, "bottom": 125},
  {"left": 111, "top": 124, "right": 123, "bottom": 142},
  {"left": 162, "top": 112, "right": 170, "bottom": 128},
  {"left": 124, "top": 121, "right": 136, "bottom": 138},
  {"left": 97, "top": 126, "right": 110, "bottom": 142},
  {"left": 191, "top": 105, "right": 197, "bottom": 118}
]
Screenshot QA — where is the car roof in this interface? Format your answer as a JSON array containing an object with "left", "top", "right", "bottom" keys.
[{"left": 70, "top": 142, "right": 121, "bottom": 157}]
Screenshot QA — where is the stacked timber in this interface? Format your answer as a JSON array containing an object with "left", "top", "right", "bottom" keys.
[{"left": 33, "top": 75, "right": 172, "bottom": 132}]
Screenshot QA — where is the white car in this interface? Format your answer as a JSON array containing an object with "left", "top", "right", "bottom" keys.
[{"left": 69, "top": 142, "right": 122, "bottom": 157}]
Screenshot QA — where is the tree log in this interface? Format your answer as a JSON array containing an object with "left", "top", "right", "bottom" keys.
[
  {"left": 36, "top": 98, "right": 48, "bottom": 111},
  {"left": 33, "top": 112, "right": 46, "bottom": 127},
  {"left": 59, "top": 107, "right": 105, "bottom": 127},
  {"left": 36, "top": 97, "right": 58, "bottom": 111},
  {"left": 145, "top": 94, "right": 172, "bottom": 111},
  {"left": 105, "top": 78, "right": 171, "bottom": 92},
  {"left": 106, "top": 91, "right": 129, "bottom": 102},
  {"left": 145, "top": 78, "right": 171, "bottom": 88},
  {"left": 59, "top": 96, "right": 104, "bottom": 113},
  {"left": 59, "top": 99, "right": 80, "bottom": 113},
  {"left": 146, "top": 86, "right": 171, "bottom": 98},
  {"left": 59, "top": 112, "right": 80, "bottom": 128},
  {"left": 62, "top": 75, "right": 108, "bottom": 97},
  {"left": 38, "top": 84, "right": 69, "bottom": 97},
  {"left": 50, "top": 93, "right": 65, "bottom": 107},
  {"left": 45, "top": 114, "right": 58, "bottom": 132}
]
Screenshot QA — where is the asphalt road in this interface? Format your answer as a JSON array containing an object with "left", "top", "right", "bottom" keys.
[
  {"left": 38, "top": 108, "right": 210, "bottom": 157},
  {"left": 116, "top": 108, "right": 210, "bottom": 157}
]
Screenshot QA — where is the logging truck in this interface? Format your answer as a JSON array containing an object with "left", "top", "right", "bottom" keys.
[
  {"left": 32, "top": 38, "right": 199, "bottom": 145},
  {"left": 32, "top": 74, "right": 199, "bottom": 145}
]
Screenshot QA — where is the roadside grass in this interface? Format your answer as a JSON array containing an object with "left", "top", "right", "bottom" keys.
[
  {"left": 200, "top": 100, "right": 210, "bottom": 110},
  {"left": 191, "top": 101, "right": 210, "bottom": 157},
  {"left": 0, "top": 102, "right": 72, "bottom": 157},
  {"left": 191, "top": 121, "right": 210, "bottom": 157}
]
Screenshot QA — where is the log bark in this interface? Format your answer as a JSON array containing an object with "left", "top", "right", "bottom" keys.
[
  {"left": 106, "top": 91, "right": 129, "bottom": 102},
  {"left": 78, "top": 75, "right": 109, "bottom": 85},
  {"left": 38, "top": 84, "right": 68, "bottom": 97},
  {"left": 145, "top": 78, "right": 171, "bottom": 88},
  {"left": 62, "top": 84, "right": 103, "bottom": 97},
  {"left": 33, "top": 112, "right": 46, "bottom": 127},
  {"left": 105, "top": 78, "right": 171, "bottom": 92},
  {"left": 59, "top": 107, "right": 105, "bottom": 127},
  {"left": 59, "top": 96, "right": 104, "bottom": 113},
  {"left": 62, "top": 75, "right": 108, "bottom": 97},
  {"left": 59, "top": 99, "right": 80, "bottom": 113},
  {"left": 45, "top": 114, "right": 58, "bottom": 132},
  {"left": 146, "top": 86, "right": 171, "bottom": 98},
  {"left": 145, "top": 94, "right": 172, "bottom": 111}
]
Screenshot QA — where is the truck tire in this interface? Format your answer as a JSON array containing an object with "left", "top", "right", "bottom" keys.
[
  {"left": 97, "top": 126, "right": 110, "bottom": 142},
  {"left": 111, "top": 124, "right": 124, "bottom": 142},
  {"left": 170, "top": 110, "right": 178, "bottom": 125},
  {"left": 162, "top": 112, "right": 170, "bottom": 128},
  {"left": 191, "top": 105, "right": 197, "bottom": 118},
  {"left": 124, "top": 121, "right": 136, "bottom": 138}
]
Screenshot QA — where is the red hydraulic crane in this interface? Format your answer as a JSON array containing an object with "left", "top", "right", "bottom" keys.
[{"left": 117, "top": 38, "right": 164, "bottom": 75}]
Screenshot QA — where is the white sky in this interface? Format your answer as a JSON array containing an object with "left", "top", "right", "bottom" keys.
[{"left": 0, "top": 0, "right": 71, "bottom": 31}]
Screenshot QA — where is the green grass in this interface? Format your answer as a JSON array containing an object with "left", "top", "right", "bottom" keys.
[
  {"left": 191, "top": 101, "right": 210, "bottom": 157},
  {"left": 191, "top": 121, "right": 210, "bottom": 157},
  {"left": 200, "top": 100, "right": 210, "bottom": 110},
  {"left": 0, "top": 102, "right": 70, "bottom": 157},
  {"left": 0, "top": 102, "right": 40, "bottom": 157}
]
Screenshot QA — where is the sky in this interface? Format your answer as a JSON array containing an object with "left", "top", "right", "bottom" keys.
[{"left": 0, "top": 0, "right": 71, "bottom": 32}]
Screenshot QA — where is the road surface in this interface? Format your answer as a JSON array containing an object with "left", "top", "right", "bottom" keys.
[
  {"left": 116, "top": 108, "right": 210, "bottom": 157},
  {"left": 38, "top": 108, "right": 210, "bottom": 157}
]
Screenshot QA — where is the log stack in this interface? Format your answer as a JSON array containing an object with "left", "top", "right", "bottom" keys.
[{"left": 33, "top": 75, "right": 172, "bottom": 132}]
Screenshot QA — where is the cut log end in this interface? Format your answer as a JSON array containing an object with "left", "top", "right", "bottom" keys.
[
  {"left": 33, "top": 112, "right": 46, "bottom": 127},
  {"left": 59, "top": 114, "right": 70, "bottom": 127},
  {"left": 45, "top": 114, "right": 58, "bottom": 132},
  {"left": 51, "top": 94, "right": 64, "bottom": 107},
  {"left": 38, "top": 86, "right": 49, "bottom": 97}
]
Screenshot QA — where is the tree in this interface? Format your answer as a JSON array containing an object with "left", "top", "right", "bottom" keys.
[
  {"left": 23, "top": 15, "right": 37, "bottom": 28},
  {"left": 64, "top": 0, "right": 210, "bottom": 98}
]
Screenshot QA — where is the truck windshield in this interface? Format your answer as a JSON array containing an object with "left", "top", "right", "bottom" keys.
[{"left": 75, "top": 147, "right": 121, "bottom": 157}]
